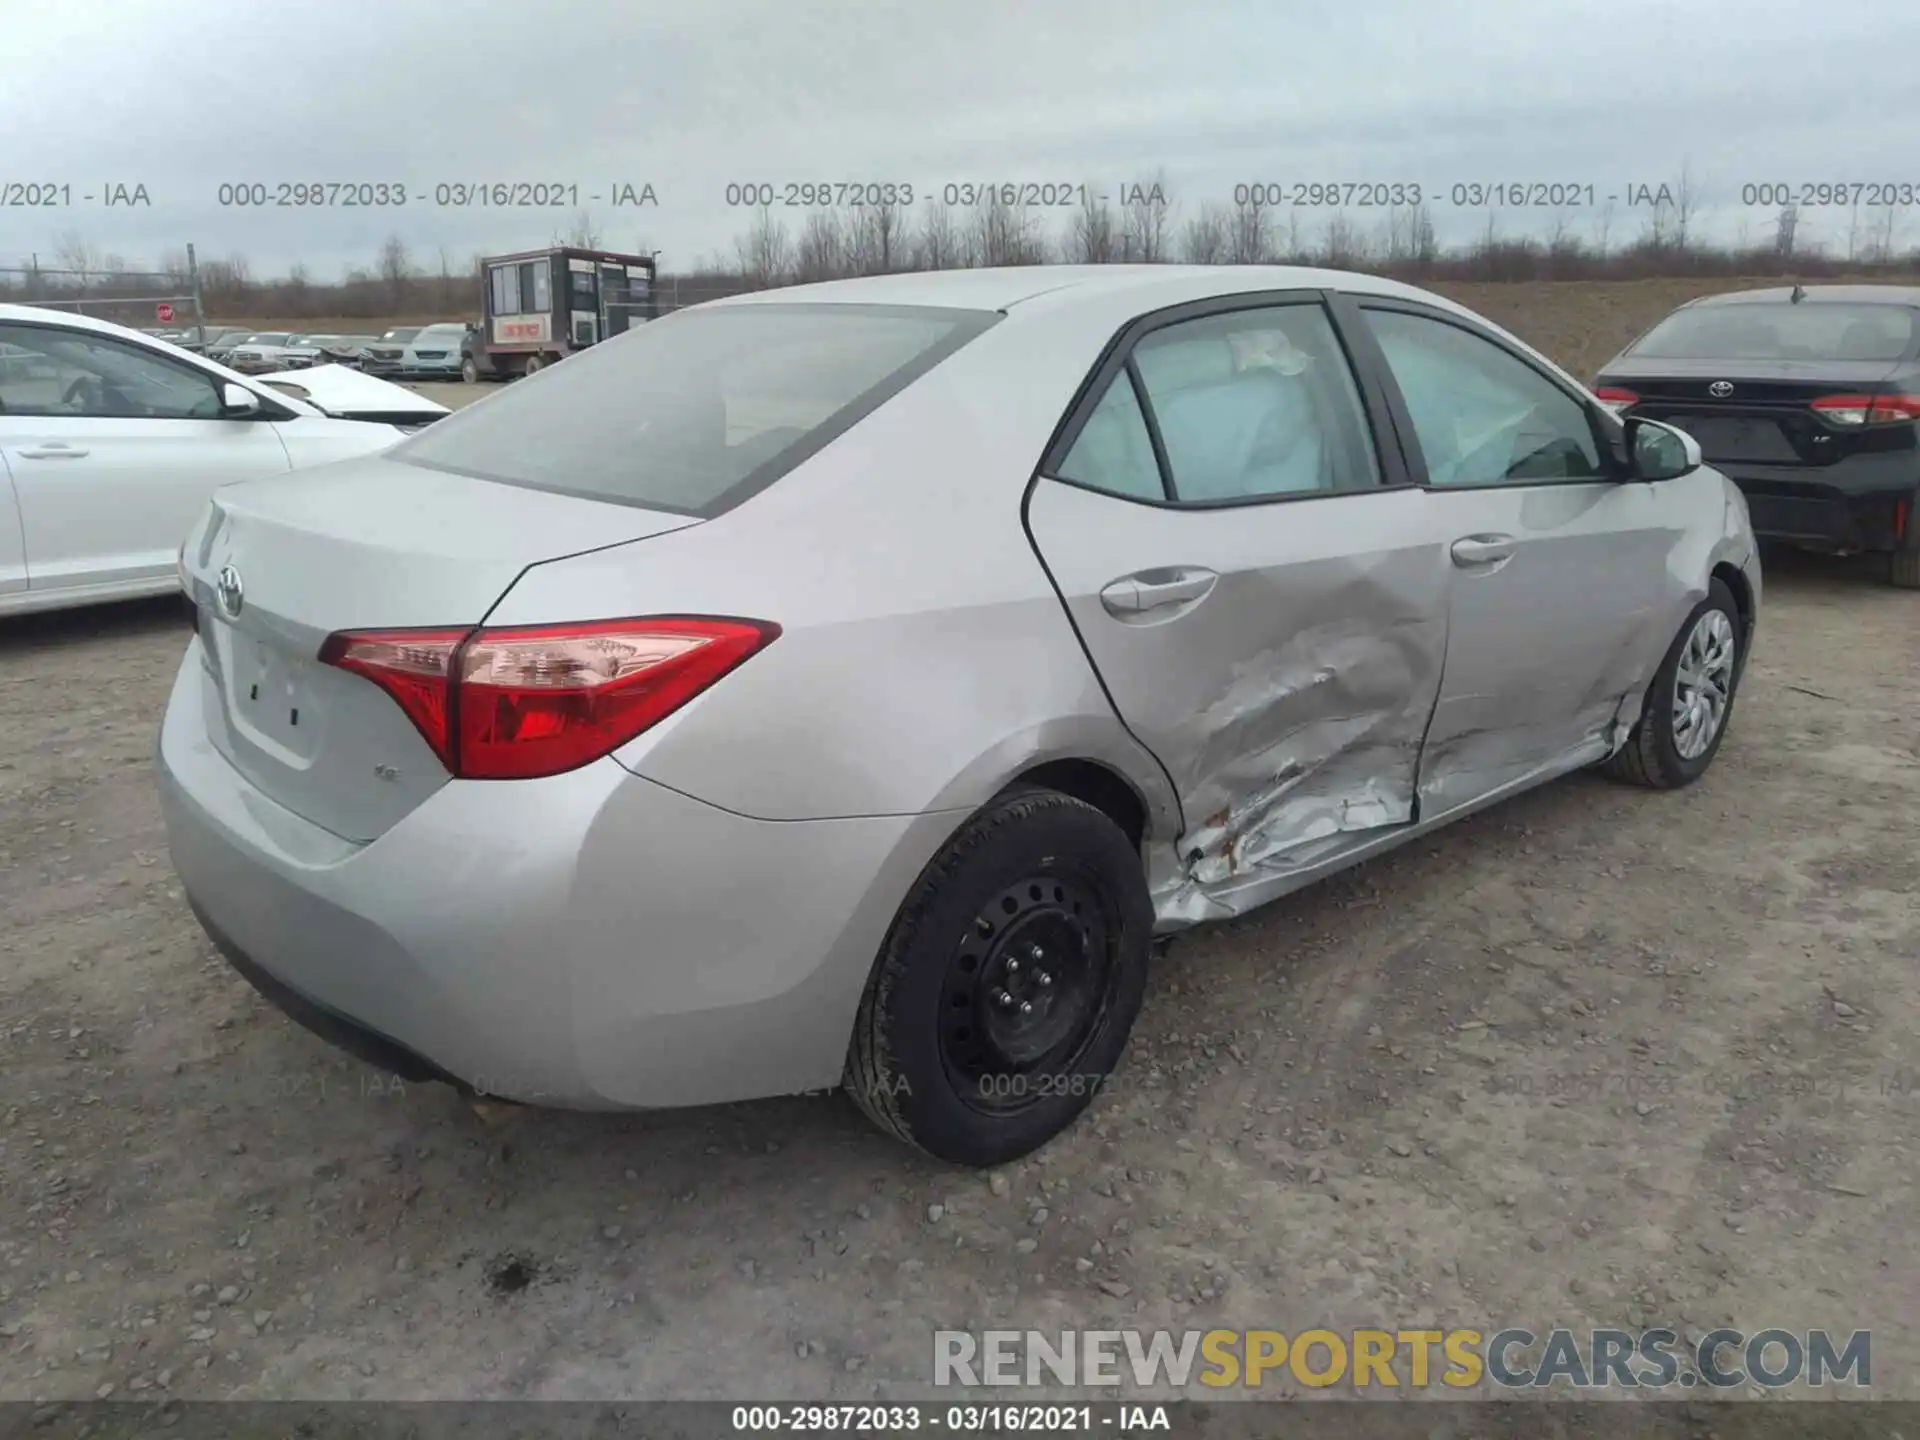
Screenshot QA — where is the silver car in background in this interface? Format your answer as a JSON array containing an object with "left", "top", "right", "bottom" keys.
[
  {"left": 276, "top": 335, "right": 335, "bottom": 370},
  {"left": 360, "top": 326, "right": 421, "bottom": 377},
  {"left": 225, "top": 332, "right": 296, "bottom": 374},
  {"left": 398, "top": 322, "right": 467, "bottom": 378},
  {"left": 161, "top": 266, "right": 1760, "bottom": 1166},
  {"left": 203, "top": 330, "right": 258, "bottom": 364}
]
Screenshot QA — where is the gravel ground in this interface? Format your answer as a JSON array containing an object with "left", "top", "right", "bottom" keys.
[{"left": 1, "top": 339, "right": 1916, "bottom": 1404}]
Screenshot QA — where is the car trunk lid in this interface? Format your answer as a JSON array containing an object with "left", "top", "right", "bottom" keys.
[
  {"left": 181, "top": 454, "right": 699, "bottom": 843},
  {"left": 1598, "top": 358, "right": 1906, "bottom": 467}
]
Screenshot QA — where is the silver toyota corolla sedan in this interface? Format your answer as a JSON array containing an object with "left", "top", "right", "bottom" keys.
[{"left": 160, "top": 265, "right": 1761, "bottom": 1166}]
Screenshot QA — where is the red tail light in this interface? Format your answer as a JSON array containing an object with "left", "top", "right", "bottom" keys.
[
  {"left": 1810, "top": 393, "right": 1920, "bottom": 426},
  {"left": 1593, "top": 386, "right": 1639, "bottom": 412},
  {"left": 319, "top": 617, "right": 780, "bottom": 780}
]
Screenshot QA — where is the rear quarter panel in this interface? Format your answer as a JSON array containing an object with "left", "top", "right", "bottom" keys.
[{"left": 482, "top": 308, "right": 1180, "bottom": 833}]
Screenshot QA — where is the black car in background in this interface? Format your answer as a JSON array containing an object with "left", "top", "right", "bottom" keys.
[{"left": 1595, "top": 285, "right": 1920, "bottom": 587}]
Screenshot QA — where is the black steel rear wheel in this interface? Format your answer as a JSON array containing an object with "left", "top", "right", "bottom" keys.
[
  {"left": 846, "top": 787, "right": 1153, "bottom": 1166},
  {"left": 940, "top": 869, "right": 1117, "bottom": 1117}
]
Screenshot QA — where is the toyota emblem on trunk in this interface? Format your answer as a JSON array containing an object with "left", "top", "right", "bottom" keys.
[
  {"left": 215, "top": 564, "right": 244, "bottom": 618},
  {"left": 1709, "top": 380, "right": 1735, "bottom": 397}
]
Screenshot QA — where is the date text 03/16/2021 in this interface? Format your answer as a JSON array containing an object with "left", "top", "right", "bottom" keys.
[
  {"left": 208, "top": 181, "right": 658, "bottom": 208},
  {"left": 729, "top": 1404, "right": 1171, "bottom": 1432}
]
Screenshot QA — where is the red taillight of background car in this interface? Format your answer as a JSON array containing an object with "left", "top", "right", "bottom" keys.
[
  {"left": 319, "top": 617, "right": 780, "bottom": 780},
  {"left": 1593, "top": 386, "right": 1639, "bottom": 413},
  {"left": 1809, "top": 393, "right": 1920, "bottom": 426}
]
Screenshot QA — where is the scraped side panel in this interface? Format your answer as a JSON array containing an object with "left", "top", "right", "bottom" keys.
[
  {"left": 1149, "top": 567, "right": 1447, "bottom": 925},
  {"left": 1024, "top": 479, "right": 1449, "bottom": 928},
  {"left": 1178, "top": 608, "right": 1440, "bottom": 881}
]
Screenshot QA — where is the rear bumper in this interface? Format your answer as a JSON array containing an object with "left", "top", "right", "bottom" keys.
[
  {"left": 157, "top": 641, "right": 960, "bottom": 1110},
  {"left": 1721, "top": 464, "right": 1917, "bottom": 553},
  {"left": 190, "top": 897, "right": 470, "bottom": 1090}
]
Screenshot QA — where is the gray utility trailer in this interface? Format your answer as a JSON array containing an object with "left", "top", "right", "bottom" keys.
[{"left": 462, "top": 247, "right": 658, "bottom": 381}]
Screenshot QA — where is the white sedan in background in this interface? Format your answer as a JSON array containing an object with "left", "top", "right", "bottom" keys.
[{"left": 0, "top": 305, "right": 448, "bottom": 618}]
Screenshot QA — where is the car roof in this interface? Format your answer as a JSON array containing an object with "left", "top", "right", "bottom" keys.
[
  {"left": 0, "top": 303, "right": 192, "bottom": 340},
  {"left": 1683, "top": 284, "right": 1920, "bottom": 309},
  {"left": 706, "top": 264, "right": 1446, "bottom": 315},
  {"left": 697, "top": 264, "right": 1580, "bottom": 386},
  {"left": 697, "top": 264, "right": 1546, "bottom": 371},
  {"left": 0, "top": 306, "right": 279, "bottom": 349}
]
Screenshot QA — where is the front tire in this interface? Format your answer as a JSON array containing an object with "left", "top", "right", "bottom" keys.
[
  {"left": 1890, "top": 495, "right": 1920, "bottom": 588},
  {"left": 460, "top": 356, "right": 480, "bottom": 384},
  {"left": 1602, "top": 578, "right": 1742, "bottom": 789},
  {"left": 844, "top": 787, "right": 1153, "bottom": 1166}
]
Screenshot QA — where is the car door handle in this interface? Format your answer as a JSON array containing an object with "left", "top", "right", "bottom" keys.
[
  {"left": 1100, "top": 567, "right": 1218, "bottom": 616},
  {"left": 17, "top": 444, "right": 89, "bottom": 459},
  {"left": 1450, "top": 534, "right": 1517, "bottom": 566}
]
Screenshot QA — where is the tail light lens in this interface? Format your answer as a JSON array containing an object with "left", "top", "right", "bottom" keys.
[
  {"left": 319, "top": 617, "right": 779, "bottom": 780},
  {"left": 1810, "top": 393, "right": 1920, "bottom": 426},
  {"left": 1593, "top": 386, "right": 1639, "bottom": 414}
]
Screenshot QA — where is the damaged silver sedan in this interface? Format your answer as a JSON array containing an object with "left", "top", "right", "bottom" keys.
[{"left": 160, "top": 266, "right": 1760, "bottom": 1166}]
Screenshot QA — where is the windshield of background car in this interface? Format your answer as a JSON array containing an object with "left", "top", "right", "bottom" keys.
[
  {"left": 380, "top": 328, "right": 419, "bottom": 342},
  {"left": 1627, "top": 303, "right": 1918, "bottom": 363},
  {"left": 393, "top": 302, "right": 999, "bottom": 517},
  {"left": 248, "top": 333, "right": 291, "bottom": 346}
]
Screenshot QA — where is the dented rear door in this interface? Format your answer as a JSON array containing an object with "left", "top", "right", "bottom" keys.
[{"left": 1026, "top": 295, "right": 1450, "bottom": 900}]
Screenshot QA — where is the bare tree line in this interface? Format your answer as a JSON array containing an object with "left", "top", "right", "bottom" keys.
[{"left": 6, "top": 172, "right": 1918, "bottom": 323}]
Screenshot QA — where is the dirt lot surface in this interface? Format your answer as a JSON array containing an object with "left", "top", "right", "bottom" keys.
[{"left": 2, "top": 280, "right": 1916, "bottom": 1405}]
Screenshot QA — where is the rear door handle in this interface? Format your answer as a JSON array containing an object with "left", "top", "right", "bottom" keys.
[
  {"left": 1100, "top": 566, "right": 1218, "bottom": 616},
  {"left": 1450, "top": 534, "right": 1517, "bottom": 566},
  {"left": 17, "top": 443, "right": 89, "bottom": 459}
]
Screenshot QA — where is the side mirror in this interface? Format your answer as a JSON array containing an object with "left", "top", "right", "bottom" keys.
[
  {"left": 220, "top": 382, "right": 261, "bottom": 417},
  {"left": 1625, "top": 416, "right": 1700, "bottom": 482}
]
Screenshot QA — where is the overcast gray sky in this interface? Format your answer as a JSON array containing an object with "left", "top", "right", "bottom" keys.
[{"left": 4, "top": 0, "right": 1918, "bottom": 280}]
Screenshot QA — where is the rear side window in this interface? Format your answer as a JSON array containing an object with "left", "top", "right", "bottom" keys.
[
  {"left": 1053, "top": 302, "right": 1381, "bottom": 504},
  {"left": 395, "top": 303, "right": 997, "bottom": 516},
  {"left": 1132, "top": 306, "right": 1379, "bottom": 500},
  {"left": 1055, "top": 374, "right": 1165, "bottom": 500},
  {"left": 1628, "top": 303, "right": 1917, "bottom": 363}
]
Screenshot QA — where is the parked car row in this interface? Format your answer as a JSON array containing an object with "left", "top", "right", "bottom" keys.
[
  {"left": 182, "top": 323, "right": 474, "bottom": 379},
  {"left": 113, "top": 322, "right": 472, "bottom": 380}
]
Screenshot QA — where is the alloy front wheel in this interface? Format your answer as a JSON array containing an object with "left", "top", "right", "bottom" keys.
[
  {"left": 1671, "top": 608, "right": 1736, "bottom": 760},
  {"left": 1602, "top": 577, "right": 1743, "bottom": 790}
]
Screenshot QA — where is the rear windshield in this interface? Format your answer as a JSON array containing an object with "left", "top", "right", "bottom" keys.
[
  {"left": 1628, "top": 303, "right": 1917, "bottom": 363},
  {"left": 393, "top": 303, "right": 997, "bottom": 516}
]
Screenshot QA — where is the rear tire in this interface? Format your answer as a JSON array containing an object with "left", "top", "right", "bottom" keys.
[
  {"left": 845, "top": 787, "right": 1153, "bottom": 1167},
  {"left": 1602, "top": 578, "right": 1742, "bottom": 790},
  {"left": 521, "top": 355, "right": 545, "bottom": 378}
]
